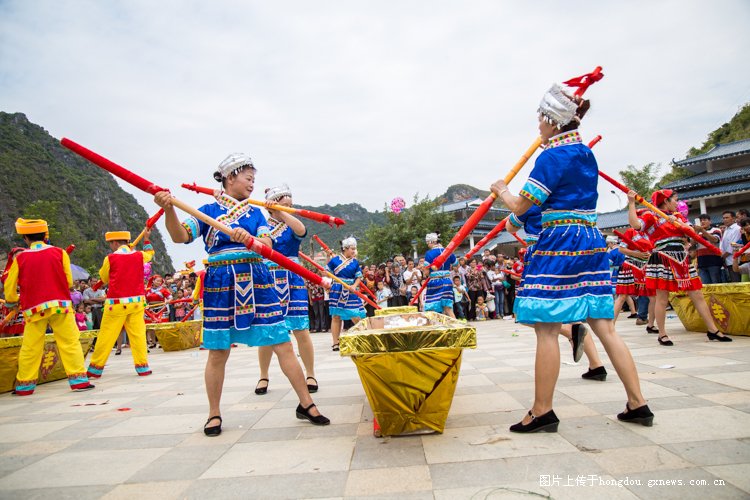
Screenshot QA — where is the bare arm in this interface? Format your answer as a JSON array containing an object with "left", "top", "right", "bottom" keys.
[
  {"left": 154, "top": 191, "right": 190, "bottom": 243},
  {"left": 626, "top": 191, "right": 643, "bottom": 230}
]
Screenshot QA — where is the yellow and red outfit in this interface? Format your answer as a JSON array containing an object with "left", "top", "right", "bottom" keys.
[
  {"left": 87, "top": 242, "right": 154, "bottom": 378},
  {"left": 638, "top": 211, "right": 701, "bottom": 292},
  {"left": 3, "top": 242, "right": 91, "bottom": 394}
]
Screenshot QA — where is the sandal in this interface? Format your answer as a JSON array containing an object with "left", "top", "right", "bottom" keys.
[
  {"left": 306, "top": 376, "right": 318, "bottom": 393},
  {"left": 255, "top": 378, "right": 269, "bottom": 395},
  {"left": 331, "top": 343, "right": 340, "bottom": 352},
  {"left": 203, "top": 415, "right": 222, "bottom": 436}
]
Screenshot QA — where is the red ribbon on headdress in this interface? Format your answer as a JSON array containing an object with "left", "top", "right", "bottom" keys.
[{"left": 563, "top": 67, "right": 604, "bottom": 97}]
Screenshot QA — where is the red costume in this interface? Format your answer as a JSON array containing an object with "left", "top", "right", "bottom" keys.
[{"left": 638, "top": 211, "right": 701, "bottom": 292}]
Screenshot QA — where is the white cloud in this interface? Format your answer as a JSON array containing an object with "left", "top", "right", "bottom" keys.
[{"left": 1, "top": 0, "right": 749, "bottom": 267}]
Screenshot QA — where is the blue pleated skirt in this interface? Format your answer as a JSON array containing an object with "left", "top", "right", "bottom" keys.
[
  {"left": 203, "top": 256, "right": 290, "bottom": 349},
  {"left": 424, "top": 270, "right": 454, "bottom": 312},
  {"left": 514, "top": 222, "right": 614, "bottom": 324},
  {"left": 329, "top": 278, "right": 366, "bottom": 320},
  {"left": 267, "top": 261, "right": 310, "bottom": 331}
]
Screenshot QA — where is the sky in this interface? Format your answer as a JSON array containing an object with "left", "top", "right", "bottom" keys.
[{"left": 1, "top": 0, "right": 749, "bottom": 268}]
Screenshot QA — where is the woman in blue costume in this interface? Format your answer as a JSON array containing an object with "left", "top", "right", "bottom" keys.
[
  {"left": 255, "top": 184, "right": 318, "bottom": 395},
  {"left": 422, "top": 233, "right": 456, "bottom": 316},
  {"left": 326, "top": 237, "right": 365, "bottom": 351},
  {"left": 491, "top": 84, "right": 652, "bottom": 432},
  {"left": 507, "top": 205, "right": 608, "bottom": 381},
  {"left": 155, "top": 153, "right": 329, "bottom": 436}
]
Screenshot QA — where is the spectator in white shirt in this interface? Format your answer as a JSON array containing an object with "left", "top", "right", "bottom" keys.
[{"left": 720, "top": 210, "right": 741, "bottom": 282}]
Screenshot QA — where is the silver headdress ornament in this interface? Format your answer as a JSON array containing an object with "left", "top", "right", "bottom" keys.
[
  {"left": 265, "top": 183, "right": 292, "bottom": 202},
  {"left": 215, "top": 153, "right": 255, "bottom": 181},
  {"left": 341, "top": 237, "right": 357, "bottom": 249},
  {"left": 425, "top": 233, "right": 439, "bottom": 243},
  {"left": 538, "top": 84, "right": 579, "bottom": 128}
]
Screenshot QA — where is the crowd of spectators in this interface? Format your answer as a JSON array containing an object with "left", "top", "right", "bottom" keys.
[
  {"left": 693, "top": 209, "right": 750, "bottom": 284},
  {"left": 305, "top": 250, "right": 525, "bottom": 330}
]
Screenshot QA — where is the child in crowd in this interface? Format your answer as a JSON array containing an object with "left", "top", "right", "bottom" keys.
[
  {"left": 173, "top": 289, "right": 186, "bottom": 321},
  {"left": 375, "top": 281, "right": 392, "bottom": 309},
  {"left": 75, "top": 303, "right": 88, "bottom": 331},
  {"left": 475, "top": 296, "right": 489, "bottom": 321},
  {"left": 84, "top": 305, "right": 94, "bottom": 330}
]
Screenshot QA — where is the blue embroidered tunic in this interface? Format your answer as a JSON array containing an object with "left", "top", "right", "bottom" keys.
[
  {"left": 508, "top": 204, "right": 542, "bottom": 297},
  {"left": 424, "top": 246, "right": 456, "bottom": 312},
  {"left": 181, "top": 193, "right": 289, "bottom": 349},
  {"left": 327, "top": 256, "right": 366, "bottom": 320},
  {"left": 266, "top": 218, "right": 309, "bottom": 331},
  {"left": 513, "top": 131, "right": 613, "bottom": 324}
]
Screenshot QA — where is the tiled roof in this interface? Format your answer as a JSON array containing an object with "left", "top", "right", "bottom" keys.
[
  {"left": 673, "top": 139, "right": 750, "bottom": 167},
  {"left": 663, "top": 165, "right": 750, "bottom": 190},
  {"left": 674, "top": 180, "right": 750, "bottom": 201},
  {"left": 440, "top": 199, "right": 510, "bottom": 215}
]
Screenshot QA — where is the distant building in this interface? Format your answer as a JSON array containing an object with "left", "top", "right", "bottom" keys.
[
  {"left": 439, "top": 198, "right": 510, "bottom": 252},
  {"left": 664, "top": 138, "right": 750, "bottom": 220}
]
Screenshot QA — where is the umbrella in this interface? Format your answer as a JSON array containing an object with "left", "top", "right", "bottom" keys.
[{"left": 70, "top": 264, "right": 90, "bottom": 281}]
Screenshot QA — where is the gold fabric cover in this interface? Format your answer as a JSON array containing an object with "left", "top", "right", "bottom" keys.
[
  {"left": 0, "top": 331, "right": 98, "bottom": 393},
  {"left": 151, "top": 320, "right": 202, "bottom": 351},
  {"left": 374, "top": 306, "right": 418, "bottom": 317},
  {"left": 670, "top": 283, "right": 750, "bottom": 336},
  {"left": 341, "top": 312, "right": 476, "bottom": 355},
  {"left": 341, "top": 312, "right": 476, "bottom": 436}
]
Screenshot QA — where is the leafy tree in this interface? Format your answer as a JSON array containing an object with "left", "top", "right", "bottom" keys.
[
  {"left": 687, "top": 103, "right": 750, "bottom": 157},
  {"left": 359, "top": 195, "right": 454, "bottom": 264},
  {"left": 618, "top": 163, "right": 661, "bottom": 197}
]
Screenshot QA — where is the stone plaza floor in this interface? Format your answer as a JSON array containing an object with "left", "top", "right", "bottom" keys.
[{"left": 0, "top": 316, "right": 749, "bottom": 499}]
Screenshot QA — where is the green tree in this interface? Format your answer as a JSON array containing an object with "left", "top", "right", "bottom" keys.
[
  {"left": 359, "top": 195, "right": 454, "bottom": 264},
  {"left": 618, "top": 163, "right": 661, "bottom": 197}
]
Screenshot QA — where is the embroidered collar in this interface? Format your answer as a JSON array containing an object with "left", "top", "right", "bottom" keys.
[
  {"left": 267, "top": 218, "right": 288, "bottom": 240},
  {"left": 29, "top": 242, "right": 47, "bottom": 250},
  {"left": 115, "top": 244, "right": 135, "bottom": 254},
  {"left": 544, "top": 131, "right": 582, "bottom": 150}
]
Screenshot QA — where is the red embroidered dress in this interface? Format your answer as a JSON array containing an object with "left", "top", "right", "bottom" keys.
[
  {"left": 615, "top": 228, "right": 654, "bottom": 297},
  {"left": 638, "top": 212, "right": 701, "bottom": 292}
]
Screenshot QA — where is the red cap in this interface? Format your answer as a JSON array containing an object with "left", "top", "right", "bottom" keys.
[
  {"left": 651, "top": 189, "right": 674, "bottom": 207},
  {"left": 518, "top": 247, "right": 527, "bottom": 259}
]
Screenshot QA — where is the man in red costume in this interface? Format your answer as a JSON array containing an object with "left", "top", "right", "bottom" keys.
[
  {"left": 3, "top": 218, "right": 94, "bottom": 395},
  {"left": 86, "top": 230, "right": 155, "bottom": 378}
]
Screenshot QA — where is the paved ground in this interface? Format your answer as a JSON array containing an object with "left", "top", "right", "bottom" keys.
[{"left": 0, "top": 316, "right": 749, "bottom": 499}]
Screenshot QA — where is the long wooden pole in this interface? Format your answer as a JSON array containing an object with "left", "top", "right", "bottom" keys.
[{"left": 298, "top": 251, "right": 380, "bottom": 309}]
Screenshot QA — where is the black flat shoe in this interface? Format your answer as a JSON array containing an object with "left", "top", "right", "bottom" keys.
[
  {"left": 571, "top": 324, "right": 587, "bottom": 363},
  {"left": 617, "top": 403, "right": 653, "bottom": 427},
  {"left": 646, "top": 326, "right": 659, "bottom": 334},
  {"left": 296, "top": 403, "right": 330, "bottom": 426},
  {"left": 204, "top": 415, "right": 222, "bottom": 436},
  {"left": 306, "top": 376, "right": 318, "bottom": 393},
  {"left": 255, "top": 378, "right": 269, "bottom": 395},
  {"left": 331, "top": 343, "right": 340, "bottom": 352},
  {"left": 509, "top": 410, "right": 559, "bottom": 433},
  {"left": 627, "top": 313, "right": 638, "bottom": 319},
  {"left": 658, "top": 335, "right": 674, "bottom": 346},
  {"left": 707, "top": 331, "right": 732, "bottom": 342},
  {"left": 581, "top": 366, "right": 607, "bottom": 381},
  {"left": 115, "top": 349, "right": 122, "bottom": 355}
]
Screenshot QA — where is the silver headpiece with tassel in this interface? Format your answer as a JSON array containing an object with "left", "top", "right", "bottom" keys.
[
  {"left": 425, "top": 233, "right": 439, "bottom": 244},
  {"left": 265, "top": 183, "right": 292, "bottom": 202},
  {"left": 341, "top": 237, "right": 357, "bottom": 249},
  {"left": 215, "top": 153, "right": 255, "bottom": 181},
  {"left": 538, "top": 84, "right": 578, "bottom": 128}
]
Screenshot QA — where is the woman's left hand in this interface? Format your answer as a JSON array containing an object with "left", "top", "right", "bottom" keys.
[
  {"left": 490, "top": 179, "right": 509, "bottom": 198},
  {"left": 230, "top": 228, "right": 252, "bottom": 245}
]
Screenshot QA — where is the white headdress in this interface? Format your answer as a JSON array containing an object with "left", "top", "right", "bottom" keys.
[
  {"left": 425, "top": 233, "right": 439, "bottom": 244},
  {"left": 538, "top": 84, "right": 578, "bottom": 128},
  {"left": 214, "top": 153, "right": 255, "bottom": 182},
  {"left": 606, "top": 235, "right": 619, "bottom": 244},
  {"left": 265, "top": 184, "right": 292, "bottom": 202},
  {"left": 341, "top": 237, "right": 357, "bottom": 249}
]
